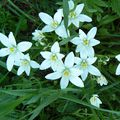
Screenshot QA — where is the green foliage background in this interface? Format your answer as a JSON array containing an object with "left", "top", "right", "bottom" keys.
[{"left": 0, "top": 0, "right": 120, "bottom": 120}]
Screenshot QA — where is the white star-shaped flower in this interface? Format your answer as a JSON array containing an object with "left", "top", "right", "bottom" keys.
[
  {"left": 68, "top": 0, "right": 92, "bottom": 27},
  {"left": 32, "top": 29, "right": 45, "bottom": 45},
  {"left": 71, "top": 27, "right": 100, "bottom": 57},
  {"left": 39, "top": 10, "right": 69, "bottom": 38},
  {"left": 15, "top": 54, "right": 40, "bottom": 76},
  {"left": 0, "top": 32, "right": 32, "bottom": 71},
  {"left": 96, "top": 74, "right": 108, "bottom": 86},
  {"left": 90, "top": 94, "right": 102, "bottom": 108},
  {"left": 40, "top": 42, "right": 65, "bottom": 71},
  {"left": 75, "top": 55, "right": 101, "bottom": 81},
  {"left": 45, "top": 52, "right": 84, "bottom": 89},
  {"left": 115, "top": 54, "right": 120, "bottom": 75}
]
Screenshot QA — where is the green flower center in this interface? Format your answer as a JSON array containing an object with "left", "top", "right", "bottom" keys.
[
  {"left": 69, "top": 11, "right": 76, "bottom": 19},
  {"left": 83, "top": 39, "right": 89, "bottom": 46},
  {"left": 50, "top": 54, "right": 57, "bottom": 61},
  {"left": 51, "top": 21, "right": 59, "bottom": 28},
  {"left": 81, "top": 60, "right": 88, "bottom": 69},
  {"left": 63, "top": 69, "right": 70, "bottom": 77},
  {"left": 9, "top": 46, "right": 16, "bottom": 53},
  {"left": 21, "top": 59, "right": 29, "bottom": 66}
]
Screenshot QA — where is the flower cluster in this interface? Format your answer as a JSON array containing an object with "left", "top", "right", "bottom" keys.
[{"left": 1, "top": 0, "right": 119, "bottom": 109}]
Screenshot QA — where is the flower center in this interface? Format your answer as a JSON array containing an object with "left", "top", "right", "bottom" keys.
[
  {"left": 63, "top": 69, "right": 70, "bottom": 77},
  {"left": 21, "top": 59, "right": 29, "bottom": 66},
  {"left": 51, "top": 21, "right": 59, "bottom": 28},
  {"left": 9, "top": 46, "right": 16, "bottom": 53},
  {"left": 50, "top": 54, "right": 57, "bottom": 62},
  {"left": 81, "top": 60, "right": 88, "bottom": 69},
  {"left": 83, "top": 39, "right": 89, "bottom": 46},
  {"left": 69, "top": 11, "right": 76, "bottom": 19}
]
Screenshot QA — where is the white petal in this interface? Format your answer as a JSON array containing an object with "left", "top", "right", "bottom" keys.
[
  {"left": 25, "top": 66, "right": 31, "bottom": 76},
  {"left": 17, "top": 42, "right": 32, "bottom": 52},
  {"left": 45, "top": 72, "right": 62, "bottom": 80},
  {"left": 65, "top": 52, "right": 74, "bottom": 68},
  {"left": 70, "top": 76, "right": 84, "bottom": 87},
  {"left": 78, "top": 45, "right": 88, "bottom": 58},
  {"left": 0, "top": 48, "right": 9, "bottom": 57},
  {"left": 72, "top": 18, "right": 80, "bottom": 27},
  {"left": 40, "top": 51, "right": 51, "bottom": 59},
  {"left": 70, "top": 67, "right": 82, "bottom": 76},
  {"left": 8, "top": 32, "right": 16, "bottom": 46},
  {"left": 68, "top": 0, "right": 74, "bottom": 10},
  {"left": 0, "top": 33, "right": 11, "bottom": 47},
  {"left": 79, "top": 29, "right": 87, "bottom": 40},
  {"left": 87, "top": 57, "right": 97, "bottom": 65},
  {"left": 60, "top": 77, "right": 69, "bottom": 89},
  {"left": 116, "top": 55, "right": 120, "bottom": 61},
  {"left": 54, "top": 10, "right": 62, "bottom": 24},
  {"left": 17, "top": 66, "right": 25, "bottom": 76},
  {"left": 88, "top": 65, "right": 101, "bottom": 76},
  {"left": 86, "top": 47, "right": 94, "bottom": 57},
  {"left": 51, "top": 60, "right": 63, "bottom": 71},
  {"left": 81, "top": 70, "right": 88, "bottom": 81},
  {"left": 6, "top": 55, "right": 14, "bottom": 71},
  {"left": 116, "top": 64, "right": 120, "bottom": 75},
  {"left": 90, "top": 39, "right": 100, "bottom": 46},
  {"left": 71, "top": 37, "right": 81, "bottom": 45},
  {"left": 75, "top": 4, "right": 84, "bottom": 15},
  {"left": 75, "top": 57, "right": 81, "bottom": 64},
  {"left": 87, "top": 27, "right": 97, "bottom": 40},
  {"left": 40, "top": 60, "right": 51, "bottom": 70},
  {"left": 55, "top": 24, "right": 69, "bottom": 38},
  {"left": 30, "top": 60, "right": 39, "bottom": 68},
  {"left": 39, "top": 12, "right": 53, "bottom": 25},
  {"left": 56, "top": 53, "right": 65, "bottom": 59},
  {"left": 78, "top": 14, "right": 92, "bottom": 22},
  {"left": 42, "top": 25, "right": 55, "bottom": 32},
  {"left": 51, "top": 42, "right": 60, "bottom": 53}
]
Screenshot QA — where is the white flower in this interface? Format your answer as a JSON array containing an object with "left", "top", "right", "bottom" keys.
[
  {"left": 71, "top": 27, "right": 100, "bottom": 57},
  {"left": 75, "top": 55, "right": 101, "bottom": 81},
  {"left": 32, "top": 29, "right": 45, "bottom": 45},
  {"left": 0, "top": 32, "right": 32, "bottom": 71},
  {"left": 45, "top": 52, "right": 84, "bottom": 89},
  {"left": 40, "top": 42, "right": 65, "bottom": 71},
  {"left": 15, "top": 54, "right": 39, "bottom": 76},
  {"left": 96, "top": 74, "right": 108, "bottom": 86},
  {"left": 68, "top": 0, "right": 92, "bottom": 27},
  {"left": 39, "top": 10, "right": 69, "bottom": 38},
  {"left": 115, "top": 54, "right": 120, "bottom": 75},
  {"left": 90, "top": 94, "right": 102, "bottom": 108}
]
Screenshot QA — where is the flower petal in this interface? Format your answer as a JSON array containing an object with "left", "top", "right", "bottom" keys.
[
  {"left": 71, "top": 37, "right": 81, "bottom": 45},
  {"left": 116, "top": 64, "right": 120, "bottom": 75},
  {"left": 45, "top": 72, "right": 62, "bottom": 80},
  {"left": 17, "top": 42, "right": 32, "bottom": 52},
  {"left": 90, "top": 39, "right": 100, "bottom": 46},
  {"left": 17, "top": 66, "right": 24, "bottom": 76},
  {"left": 87, "top": 57, "right": 97, "bottom": 65},
  {"left": 79, "top": 29, "right": 87, "bottom": 40},
  {"left": 54, "top": 10, "right": 62, "bottom": 24},
  {"left": 72, "top": 18, "right": 80, "bottom": 27},
  {"left": 87, "top": 27, "right": 97, "bottom": 40},
  {"left": 30, "top": 60, "right": 40, "bottom": 68},
  {"left": 6, "top": 54, "right": 14, "bottom": 71},
  {"left": 25, "top": 66, "right": 31, "bottom": 76},
  {"left": 56, "top": 53, "right": 65, "bottom": 59},
  {"left": 40, "top": 60, "right": 51, "bottom": 70},
  {"left": 86, "top": 47, "right": 94, "bottom": 57},
  {"left": 8, "top": 32, "right": 16, "bottom": 46},
  {"left": 0, "top": 33, "right": 11, "bottom": 47},
  {"left": 42, "top": 25, "right": 55, "bottom": 32},
  {"left": 60, "top": 77, "right": 69, "bottom": 89},
  {"left": 68, "top": 0, "right": 74, "bottom": 10},
  {"left": 70, "top": 76, "right": 84, "bottom": 87},
  {"left": 75, "top": 4, "right": 84, "bottom": 15},
  {"left": 116, "top": 54, "right": 120, "bottom": 61},
  {"left": 78, "top": 14, "right": 92, "bottom": 22},
  {"left": 81, "top": 70, "right": 88, "bottom": 81},
  {"left": 39, "top": 12, "right": 53, "bottom": 25},
  {"left": 65, "top": 52, "right": 74, "bottom": 68},
  {"left": 88, "top": 65, "right": 101, "bottom": 76},
  {"left": 0, "top": 48, "right": 9, "bottom": 57},
  {"left": 51, "top": 42, "right": 60, "bottom": 53},
  {"left": 40, "top": 51, "right": 51, "bottom": 59},
  {"left": 70, "top": 67, "right": 82, "bottom": 76}
]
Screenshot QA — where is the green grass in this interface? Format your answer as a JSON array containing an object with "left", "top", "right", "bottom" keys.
[{"left": 0, "top": 0, "right": 120, "bottom": 120}]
